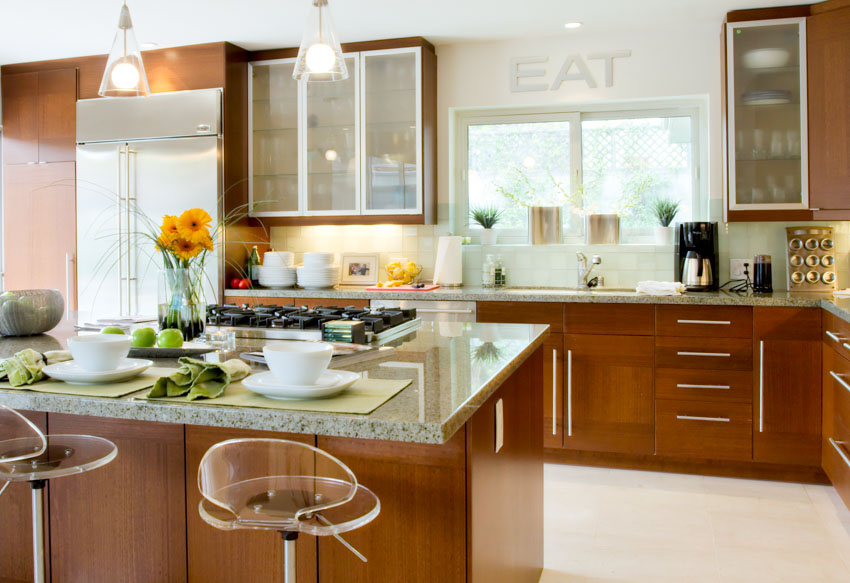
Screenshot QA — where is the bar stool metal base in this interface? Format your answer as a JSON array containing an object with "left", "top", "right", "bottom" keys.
[
  {"left": 29, "top": 479, "right": 46, "bottom": 583},
  {"left": 281, "top": 531, "right": 298, "bottom": 583}
]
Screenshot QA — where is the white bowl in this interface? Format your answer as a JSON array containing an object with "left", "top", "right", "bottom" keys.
[
  {"left": 67, "top": 334, "right": 132, "bottom": 373},
  {"left": 263, "top": 341, "right": 333, "bottom": 385},
  {"left": 742, "top": 48, "right": 790, "bottom": 69}
]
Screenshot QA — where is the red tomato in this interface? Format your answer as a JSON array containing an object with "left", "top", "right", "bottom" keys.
[
  {"left": 229, "top": 277, "right": 242, "bottom": 289},
  {"left": 237, "top": 278, "right": 251, "bottom": 289}
]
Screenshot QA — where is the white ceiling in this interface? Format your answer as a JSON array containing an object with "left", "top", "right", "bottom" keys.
[{"left": 0, "top": 0, "right": 815, "bottom": 66}]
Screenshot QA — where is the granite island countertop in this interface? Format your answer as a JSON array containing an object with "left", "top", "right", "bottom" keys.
[{"left": 0, "top": 321, "right": 549, "bottom": 445}]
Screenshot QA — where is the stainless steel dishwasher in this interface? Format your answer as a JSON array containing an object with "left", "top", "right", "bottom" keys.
[{"left": 370, "top": 299, "right": 477, "bottom": 322}]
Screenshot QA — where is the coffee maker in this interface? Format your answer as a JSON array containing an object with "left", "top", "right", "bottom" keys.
[{"left": 675, "top": 222, "right": 719, "bottom": 291}]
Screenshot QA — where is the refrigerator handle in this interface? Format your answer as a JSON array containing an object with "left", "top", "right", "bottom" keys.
[
  {"left": 117, "top": 145, "right": 126, "bottom": 316},
  {"left": 127, "top": 147, "right": 135, "bottom": 316}
]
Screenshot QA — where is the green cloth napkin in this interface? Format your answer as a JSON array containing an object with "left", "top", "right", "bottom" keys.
[
  {"left": 0, "top": 349, "right": 72, "bottom": 387},
  {"left": 147, "top": 357, "right": 251, "bottom": 401}
]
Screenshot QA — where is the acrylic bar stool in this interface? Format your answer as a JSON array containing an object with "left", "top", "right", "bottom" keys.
[
  {"left": 198, "top": 438, "right": 380, "bottom": 583},
  {"left": 0, "top": 404, "right": 117, "bottom": 583}
]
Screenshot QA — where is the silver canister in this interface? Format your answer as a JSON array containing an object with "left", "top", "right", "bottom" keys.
[
  {"left": 586, "top": 214, "right": 620, "bottom": 245},
  {"left": 529, "top": 206, "right": 562, "bottom": 245}
]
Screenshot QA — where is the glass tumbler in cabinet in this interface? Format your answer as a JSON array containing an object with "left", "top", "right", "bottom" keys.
[
  {"left": 726, "top": 18, "right": 808, "bottom": 213},
  {"left": 250, "top": 59, "right": 300, "bottom": 215},
  {"left": 361, "top": 49, "right": 421, "bottom": 215}
]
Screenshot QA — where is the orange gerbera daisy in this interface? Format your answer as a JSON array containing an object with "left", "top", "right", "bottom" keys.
[
  {"left": 160, "top": 215, "right": 180, "bottom": 242},
  {"left": 155, "top": 234, "right": 174, "bottom": 252},
  {"left": 173, "top": 238, "right": 202, "bottom": 261},
  {"left": 177, "top": 208, "right": 212, "bottom": 243},
  {"left": 200, "top": 234, "right": 214, "bottom": 253}
]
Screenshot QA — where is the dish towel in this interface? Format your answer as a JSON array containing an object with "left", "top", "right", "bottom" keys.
[
  {"left": 636, "top": 281, "right": 686, "bottom": 296},
  {"left": 834, "top": 289, "right": 850, "bottom": 298},
  {"left": 147, "top": 357, "right": 251, "bottom": 401},
  {"left": 0, "top": 349, "right": 73, "bottom": 387}
]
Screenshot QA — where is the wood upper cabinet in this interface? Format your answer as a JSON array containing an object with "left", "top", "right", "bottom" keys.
[
  {"left": 808, "top": 3, "right": 850, "bottom": 215},
  {"left": 1, "top": 67, "right": 76, "bottom": 165},
  {"left": 563, "top": 334, "right": 655, "bottom": 455},
  {"left": 542, "top": 333, "right": 564, "bottom": 448},
  {"left": 753, "top": 307, "right": 822, "bottom": 466}
]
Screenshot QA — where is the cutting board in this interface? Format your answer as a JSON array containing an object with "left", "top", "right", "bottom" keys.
[{"left": 365, "top": 284, "right": 440, "bottom": 292}]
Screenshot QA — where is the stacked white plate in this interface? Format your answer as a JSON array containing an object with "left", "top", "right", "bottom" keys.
[
  {"left": 296, "top": 265, "right": 339, "bottom": 289},
  {"left": 303, "top": 252, "right": 334, "bottom": 267},
  {"left": 264, "top": 251, "right": 294, "bottom": 267},
  {"left": 258, "top": 265, "right": 296, "bottom": 289}
]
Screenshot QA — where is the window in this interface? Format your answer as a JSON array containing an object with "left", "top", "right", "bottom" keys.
[{"left": 456, "top": 101, "right": 705, "bottom": 244}]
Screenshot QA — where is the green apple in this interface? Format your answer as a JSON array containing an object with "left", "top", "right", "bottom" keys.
[
  {"left": 157, "top": 328, "right": 184, "bottom": 348},
  {"left": 131, "top": 327, "right": 156, "bottom": 348},
  {"left": 101, "top": 326, "right": 125, "bottom": 335},
  {"left": 1, "top": 291, "right": 16, "bottom": 298}
]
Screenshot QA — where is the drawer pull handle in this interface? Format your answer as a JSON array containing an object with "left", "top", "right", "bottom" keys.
[
  {"left": 676, "top": 319, "right": 732, "bottom": 325},
  {"left": 676, "top": 383, "right": 731, "bottom": 390},
  {"left": 843, "top": 342, "right": 850, "bottom": 353},
  {"left": 552, "top": 348, "right": 558, "bottom": 436},
  {"left": 676, "top": 415, "right": 730, "bottom": 423},
  {"left": 677, "top": 351, "right": 731, "bottom": 358},
  {"left": 826, "top": 330, "right": 844, "bottom": 342},
  {"left": 830, "top": 371, "right": 850, "bottom": 394},
  {"left": 829, "top": 438, "right": 850, "bottom": 469},
  {"left": 567, "top": 349, "right": 573, "bottom": 437}
]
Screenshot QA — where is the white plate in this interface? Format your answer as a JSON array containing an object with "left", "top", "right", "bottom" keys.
[
  {"left": 242, "top": 370, "right": 360, "bottom": 400},
  {"left": 43, "top": 358, "right": 154, "bottom": 385}
]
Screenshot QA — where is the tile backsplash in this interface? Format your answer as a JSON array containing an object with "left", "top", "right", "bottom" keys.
[{"left": 270, "top": 219, "right": 850, "bottom": 291}]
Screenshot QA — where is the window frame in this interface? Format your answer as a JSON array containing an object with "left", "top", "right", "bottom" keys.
[{"left": 452, "top": 99, "right": 708, "bottom": 245}]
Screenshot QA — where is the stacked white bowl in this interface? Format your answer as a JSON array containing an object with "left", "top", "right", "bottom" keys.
[
  {"left": 258, "top": 251, "right": 296, "bottom": 288},
  {"left": 296, "top": 252, "right": 339, "bottom": 289}
]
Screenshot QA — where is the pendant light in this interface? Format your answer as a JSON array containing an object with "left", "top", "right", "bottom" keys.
[
  {"left": 293, "top": 0, "right": 348, "bottom": 82},
  {"left": 98, "top": 1, "right": 150, "bottom": 97}
]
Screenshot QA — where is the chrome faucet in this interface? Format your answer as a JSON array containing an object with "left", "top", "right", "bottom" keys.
[{"left": 576, "top": 252, "right": 602, "bottom": 289}]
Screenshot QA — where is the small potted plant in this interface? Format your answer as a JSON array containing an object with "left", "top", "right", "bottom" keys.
[
  {"left": 651, "top": 197, "right": 680, "bottom": 245},
  {"left": 470, "top": 204, "right": 503, "bottom": 245}
]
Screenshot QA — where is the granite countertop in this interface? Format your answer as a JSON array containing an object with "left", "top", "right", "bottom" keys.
[{"left": 0, "top": 321, "right": 549, "bottom": 445}]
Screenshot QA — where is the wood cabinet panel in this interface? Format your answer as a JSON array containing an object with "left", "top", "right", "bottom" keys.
[
  {"left": 564, "top": 334, "right": 655, "bottom": 455},
  {"left": 823, "top": 310, "right": 850, "bottom": 361},
  {"left": 1, "top": 71, "right": 39, "bottom": 165},
  {"left": 808, "top": 6, "right": 850, "bottom": 212},
  {"left": 824, "top": 415, "right": 850, "bottom": 511},
  {"left": 656, "top": 399, "right": 752, "bottom": 461},
  {"left": 224, "top": 295, "right": 294, "bottom": 306},
  {"left": 46, "top": 414, "right": 187, "bottom": 583},
  {"left": 476, "top": 301, "right": 563, "bottom": 332},
  {"left": 754, "top": 307, "right": 822, "bottom": 466},
  {"left": 299, "top": 297, "right": 370, "bottom": 309},
  {"left": 185, "top": 425, "right": 317, "bottom": 583},
  {"left": 656, "top": 305, "right": 752, "bottom": 338},
  {"left": 0, "top": 411, "right": 48, "bottom": 583},
  {"left": 655, "top": 336, "right": 752, "bottom": 370},
  {"left": 655, "top": 368, "right": 752, "bottom": 403},
  {"left": 564, "top": 303, "right": 654, "bottom": 335},
  {"left": 542, "top": 334, "right": 564, "bottom": 448},
  {"left": 36, "top": 68, "right": 77, "bottom": 163}
]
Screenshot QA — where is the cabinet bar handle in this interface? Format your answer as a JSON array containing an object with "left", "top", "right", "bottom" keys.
[
  {"left": 830, "top": 371, "right": 850, "bottom": 394},
  {"left": 65, "top": 254, "right": 74, "bottom": 318},
  {"left": 676, "top": 383, "right": 731, "bottom": 390},
  {"left": 677, "top": 351, "right": 731, "bottom": 357},
  {"left": 552, "top": 348, "right": 558, "bottom": 436},
  {"left": 676, "top": 415, "right": 730, "bottom": 423},
  {"left": 677, "top": 319, "right": 732, "bottom": 325},
  {"left": 759, "top": 340, "right": 764, "bottom": 433},
  {"left": 414, "top": 308, "right": 474, "bottom": 314},
  {"left": 830, "top": 438, "right": 850, "bottom": 469},
  {"left": 567, "top": 349, "right": 572, "bottom": 437},
  {"left": 842, "top": 342, "right": 850, "bottom": 352},
  {"left": 825, "top": 330, "right": 843, "bottom": 342}
]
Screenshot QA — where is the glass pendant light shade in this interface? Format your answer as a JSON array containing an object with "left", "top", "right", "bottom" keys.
[
  {"left": 98, "top": 3, "right": 150, "bottom": 97},
  {"left": 293, "top": 0, "right": 348, "bottom": 82}
]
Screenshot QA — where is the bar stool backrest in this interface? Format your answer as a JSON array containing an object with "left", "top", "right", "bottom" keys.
[
  {"left": 198, "top": 438, "right": 359, "bottom": 528},
  {"left": 0, "top": 405, "right": 47, "bottom": 463}
]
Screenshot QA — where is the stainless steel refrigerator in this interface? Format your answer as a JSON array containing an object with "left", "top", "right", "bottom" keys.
[{"left": 75, "top": 89, "right": 222, "bottom": 318}]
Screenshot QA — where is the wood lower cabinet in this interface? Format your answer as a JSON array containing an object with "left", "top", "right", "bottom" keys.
[
  {"left": 563, "top": 334, "right": 655, "bottom": 455},
  {"left": 753, "top": 307, "right": 822, "bottom": 466},
  {"left": 542, "top": 334, "right": 564, "bottom": 448}
]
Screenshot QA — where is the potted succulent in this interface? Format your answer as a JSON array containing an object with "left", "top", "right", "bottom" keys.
[
  {"left": 469, "top": 204, "right": 504, "bottom": 245},
  {"left": 650, "top": 197, "right": 681, "bottom": 245}
]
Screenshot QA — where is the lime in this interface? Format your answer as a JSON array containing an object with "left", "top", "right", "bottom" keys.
[
  {"left": 131, "top": 327, "right": 156, "bottom": 348},
  {"left": 157, "top": 328, "right": 184, "bottom": 348},
  {"left": 101, "top": 326, "right": 126, "bottom": 335}
]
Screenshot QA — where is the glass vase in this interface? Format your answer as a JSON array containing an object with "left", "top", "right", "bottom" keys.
[{"left": 158, "top": 268, "right": 206, "bottom": 341}]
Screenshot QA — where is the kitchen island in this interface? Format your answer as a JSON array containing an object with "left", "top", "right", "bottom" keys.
[{"left": 0, "top": 321, "right": 548, "bottom": 583}]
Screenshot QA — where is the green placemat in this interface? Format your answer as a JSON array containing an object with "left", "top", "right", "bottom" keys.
[
  {"left": 143, "top": 376, "right": 411, "bottom": 415},
  {"left": 0, "top": 367, "right": 176, "bottom": 398}
]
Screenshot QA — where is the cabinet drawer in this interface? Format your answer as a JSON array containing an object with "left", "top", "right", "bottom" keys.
[
  {"left": 656, "top": 305, "right": 752, "bottom": 338},
  {"left": 656, "top": 399, "right": 753, "bottom": 461},
  {"left": 823, "top": 311, "right": 850, "bottom": 362},
  {"left": 476, "top": 301, "right": 563, "bottom": 333},
  {"left": 824, "top": 424, "right": 850, "bottom": 511},
  {"left": 655, "top": 368, "right": 751, "bottom": 403},
  {"left": 655, "top": 337, "right": 752, "bottom": 370},
  {"left": 830, "top": 356, "right": 850, "bottom": 442},
  {"left": 564, "top": 303, "right": 654, "bottom": 335}
]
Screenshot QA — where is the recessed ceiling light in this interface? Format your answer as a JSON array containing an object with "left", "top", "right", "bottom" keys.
[
  {"left": 140, "top": 42, "right": 159, "bottom": 50},
  {"left": 564, "top": 22, "right": 583, "bottom": 29}
]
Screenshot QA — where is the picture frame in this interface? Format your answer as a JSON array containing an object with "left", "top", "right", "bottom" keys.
[{"left": 340, "top": 253, "right": 380, "bottom": 285}]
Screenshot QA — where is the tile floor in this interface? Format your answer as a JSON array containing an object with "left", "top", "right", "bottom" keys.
[{"left": 541, "top": 464, "right": 850, "bottom": 583}]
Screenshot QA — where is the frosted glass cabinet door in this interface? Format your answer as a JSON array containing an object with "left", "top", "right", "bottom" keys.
[
  {"left": 305, "top": 56, "right": 359, "bottom": 214},
  {"left": 250, "top": 60, "right": 300, "bottom": 215},
  {"left": 727, "top": 18, "right": 808, "bottom": 211},
  {"left": 362, "top": 49, "right": 421, "bottom": 214}
]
